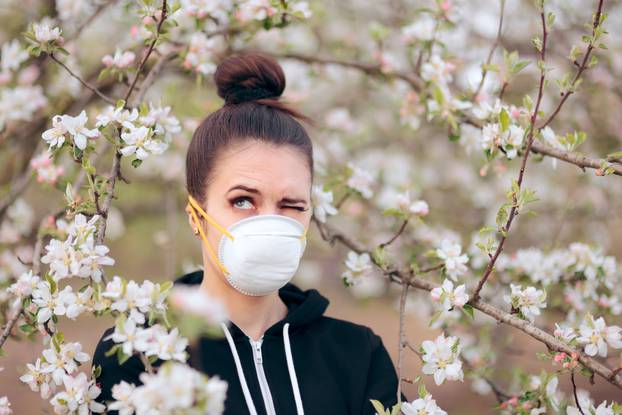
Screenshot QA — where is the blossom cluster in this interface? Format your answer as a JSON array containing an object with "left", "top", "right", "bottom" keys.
[
  {"left": 554, "top": 314, "right": 622, "bottom": 358},
  {"left": 39, "top": 214, "right": 114, "bottom": 283},
  {"left": 435, "top": 239, "right": 469, "bottom": 281},
  {"left": 19, "top": 342, "right": 105, "bottom": 414},
  {"left": 341, "top": 251, "right": 374, "bottom": 286},
  {"left": 311, "top": 185, "right": 338, "bottom": 223},
  {"left": 468, "top": 98, "right": 524, "bottom": 160},
  {"left": 421, "top": 333, "right": 464, "bottom": 386},
  {"left": 503, "top": 283, "right": 547, "bottom": 323},
  {"left": 110, "top": 102, "right": 180, "bottom": 162},
  {"left": 109, "top": 363, "right": 227, "bottom": 415},
  {"left": 430, "top": 278, "right": 469, "bottom": 311},
  {"left": 421, "top": 55, "right": 472, "bottom": 125},
  {"left": 182, "top": 32, "right": 219, "bottom": 76},
  {"left": 400, "top": 393, "right": 447, "bottom": 415}
]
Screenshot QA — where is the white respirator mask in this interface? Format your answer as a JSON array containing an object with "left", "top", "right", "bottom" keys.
[{"left": 188, "top": 194, "right": 308, "bottom": 296}]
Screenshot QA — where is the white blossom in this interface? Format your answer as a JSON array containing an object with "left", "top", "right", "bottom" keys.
[
  {"left": 421, "top": 333, "right": 463, "bottom": 385},
  {"left": 421, "top": 55, "right": 455, "bottom": 86},
  {"left": 346, "top": 162, "right": 374, "bottom": 199},
  {"left": 120, "top": 125, "right": 167, "bottom": 160},
  {"left": 553, "top": 322, "right": 577, "bottom": 343},
  {"left": 40, "top": 342, "right": 89, "bottom": 386},
  {"left": 7, "top": 269, "right": 40, "bottom": 298},
  {"left": 430, "top": 278, "right": 469, "bottom": 311},
  {"left": 235, "top": 0, "right": 276, "bottom": 22},
  {"left": 42, "top": 111, "right": 98, "bottom": 151},
  {"left": 396, "top": 190, "right": 429, "bottom": 216},
  {"left": 0, "top": 396, "right": 11, "bottom": 415},
  {"left": 50, "top": 372, "right": 105, "bottom": 414},
  {"left": 400, "top": 394, "right": 447, "bottom": 415},
  {"left": 0, "top": 86, "right": 48, "bottom": 130},
  {"left": 102, "top": 48, "right": 136, "bottom": 69},
  {"left": 168, "top": 285, "right": 228, "bottom": 325},
  {"left": 19, "top": 358, "right": 54, "bottom": 399},
  {"left": 401, "top": 15, "right": 436, "bottom": 43},
  {"left": 183, "top": 33, "right": 219, "bottom": 76},
  {"left": 342, "top": 251, "right": 373, "bottom": 285},
  {"left": 107, "top": 381, "right": 136, "bottom": 415},
  {"left": 576, "top": 314, "right": 622, "bottom": 357},
  {"left": 1, "top": 39, "right": 29, "bottom": 73},
  {"left": 32, "top": 281, "right": 69, "bottom": 323},
  {"left": 30, "top": 151, "right": 64, "bottom": 184},
  {"left": 503, "top": 284, "right": 547, "bottom": 323},
  {"left": 110, "top": 362, "right": 227, "bottom": 414},
  {"left": 95, "top": 106, "right": 138, "bottom": 129},
  {"left": 311, "top": 185, "right": 338, "bottom": 223},
  {"left": 32, "top": 20, "right": 63, "bottom": 43},
  {"left": 435, "top": 239, "right": 469, "bottom": 280},
  {"left": 139, "top": 102, "right": 181, "bottom": 142}
]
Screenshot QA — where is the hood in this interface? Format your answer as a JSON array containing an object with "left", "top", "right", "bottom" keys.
[{"left": 174, "top": 269, "right": 329, "bottom": 338}]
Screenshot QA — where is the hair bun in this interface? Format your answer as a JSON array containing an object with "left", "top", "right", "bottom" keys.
[{"left": 214, "top": 51, "right": 286, "bottom": 106}]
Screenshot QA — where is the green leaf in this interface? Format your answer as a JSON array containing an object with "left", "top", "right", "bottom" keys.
[
  {"left": 92, "top": 364, "right": 102, "bottom": 379},
  {"left": 462, "top": 304, "right": 475, "bottom": 320},
  {"left": 117, "top": 350, "right": 131, "bottom": 365},
  {"left": 479, "top": 226, "right": 496, "bottom": 235},
  {"left": 499, "top": 108, "right": 510, "bottom": 132},
  {"left": 390, "top": 402, "right": 402, "bottom": 415},
  {"left": 369, "top": 399, "right": 388, "bottom": 415},
  {"left": 606, "top": 150, "right": 622, "bottom": 159},
  {"left": 428, "top": 309, "right": 443, "bottom": 327}
]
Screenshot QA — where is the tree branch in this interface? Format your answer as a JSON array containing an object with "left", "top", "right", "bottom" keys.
[
  {"left": 49, "top": 53, "right": 115, "bottom": 104},
  {"left": 312, "top": 219, "right": 622, "bottom": 390},
  {"left": 472, "top": 8, "right": 549, "bottom": 300},
  {"left": 538, "top": 0, "right": 606, "bottom": 129}
]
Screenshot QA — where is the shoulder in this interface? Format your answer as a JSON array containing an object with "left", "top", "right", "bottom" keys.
[{"left": 311, "top": 315, "right": 383, "bottom": 353}]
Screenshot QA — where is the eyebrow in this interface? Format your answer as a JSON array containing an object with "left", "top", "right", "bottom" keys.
[{"left": 227, "top": 184, "right": 308, "bottom": 204}]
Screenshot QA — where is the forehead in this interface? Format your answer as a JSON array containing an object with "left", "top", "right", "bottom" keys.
[{"left": 210, "top": 140, "right": 311, "bottom": 194}]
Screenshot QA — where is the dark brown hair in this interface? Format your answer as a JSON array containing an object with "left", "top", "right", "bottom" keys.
[{"left": 185, "top": 51, "right": 315, "bottom": 204}]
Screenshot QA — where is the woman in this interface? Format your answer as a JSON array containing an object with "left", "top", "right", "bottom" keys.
[{"left": 92, "top": 51, "right": 405, "bottom": 414}]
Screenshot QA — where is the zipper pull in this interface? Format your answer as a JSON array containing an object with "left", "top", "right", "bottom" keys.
[
  {"left": 255, "top": 341, "right": 263, "bottom": 364},
  {"left": 249, "top": 337, "right": 264, "bottom": 364}
]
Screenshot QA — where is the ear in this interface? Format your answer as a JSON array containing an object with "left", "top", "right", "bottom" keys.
[{"left": 185, "top": 203, "right": 199, "bottom": 233}]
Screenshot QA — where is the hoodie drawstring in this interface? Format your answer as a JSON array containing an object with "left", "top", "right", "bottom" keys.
[
  {"left": 283, "top": 322, "right": 304, "bottom": 414},
  {"left": 221, "top": 322, "right": 258, "bottom": 415},
  {"left": 220, "top": 322, "right": 305, "bottom": 415}
]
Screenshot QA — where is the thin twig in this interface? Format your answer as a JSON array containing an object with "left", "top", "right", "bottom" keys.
[
  {"left": 472, "top": 0, "right": 506, "bottom": 100},
  {"left": 396, "top": 282, "right": 409, "bottom": 403},
  {"left": 571, "top": 370, "right": 586, "bottom": 415},
  {"left": 538, "top": 0, "right": 606, "bottom": 129},
  {"left": 49, "top": 53, "right": 115, "bottom": 104},
  {"left": 123, "top": 0, "right": 169, "bottom": 104},
  {"left": 472, "top": 7, "right": 549, "bottom": 301},
  {"left": 379, "top": 219, "right": 409, "bottom": 248},
  {"left": 276, "top": 51, "right": 424, "bottom": 90},
  {"left": 96, "top": 0, "right": 169, "bottom": 248}
]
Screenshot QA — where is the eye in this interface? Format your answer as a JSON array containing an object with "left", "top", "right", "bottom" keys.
[
  {"left": 231, "top": 196, "right": 254, "bottom": 210},
  {"left": 284, "top": 205, "right": 308, "bottom": 212}
]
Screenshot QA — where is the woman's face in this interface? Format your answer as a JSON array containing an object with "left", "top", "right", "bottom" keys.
[{"left": 186, "top": 140, "right": 313, "bottom": 269}]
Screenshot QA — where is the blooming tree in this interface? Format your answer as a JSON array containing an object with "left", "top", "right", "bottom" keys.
[{"left": 1, "top": 0, "right": 622, "bottom": 414}]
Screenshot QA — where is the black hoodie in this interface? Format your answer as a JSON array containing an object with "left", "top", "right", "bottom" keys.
[{"left": 92, "top": 269, "right": 406, "bottom": 414}]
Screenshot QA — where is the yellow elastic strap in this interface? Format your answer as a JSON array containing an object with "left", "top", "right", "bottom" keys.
[
  {"left": 187, "top": 198, "right": 230, "bottom": 275},
  {"left": 300, "top": 226, "right": 308, "bottom": 240},
  {"left": 187, "top": 194, "right": 234, "bottom": 240}
]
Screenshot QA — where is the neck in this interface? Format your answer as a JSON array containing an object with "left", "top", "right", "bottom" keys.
[{"left": 199, "top": 260, "right": 288, "bottom": 341}]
